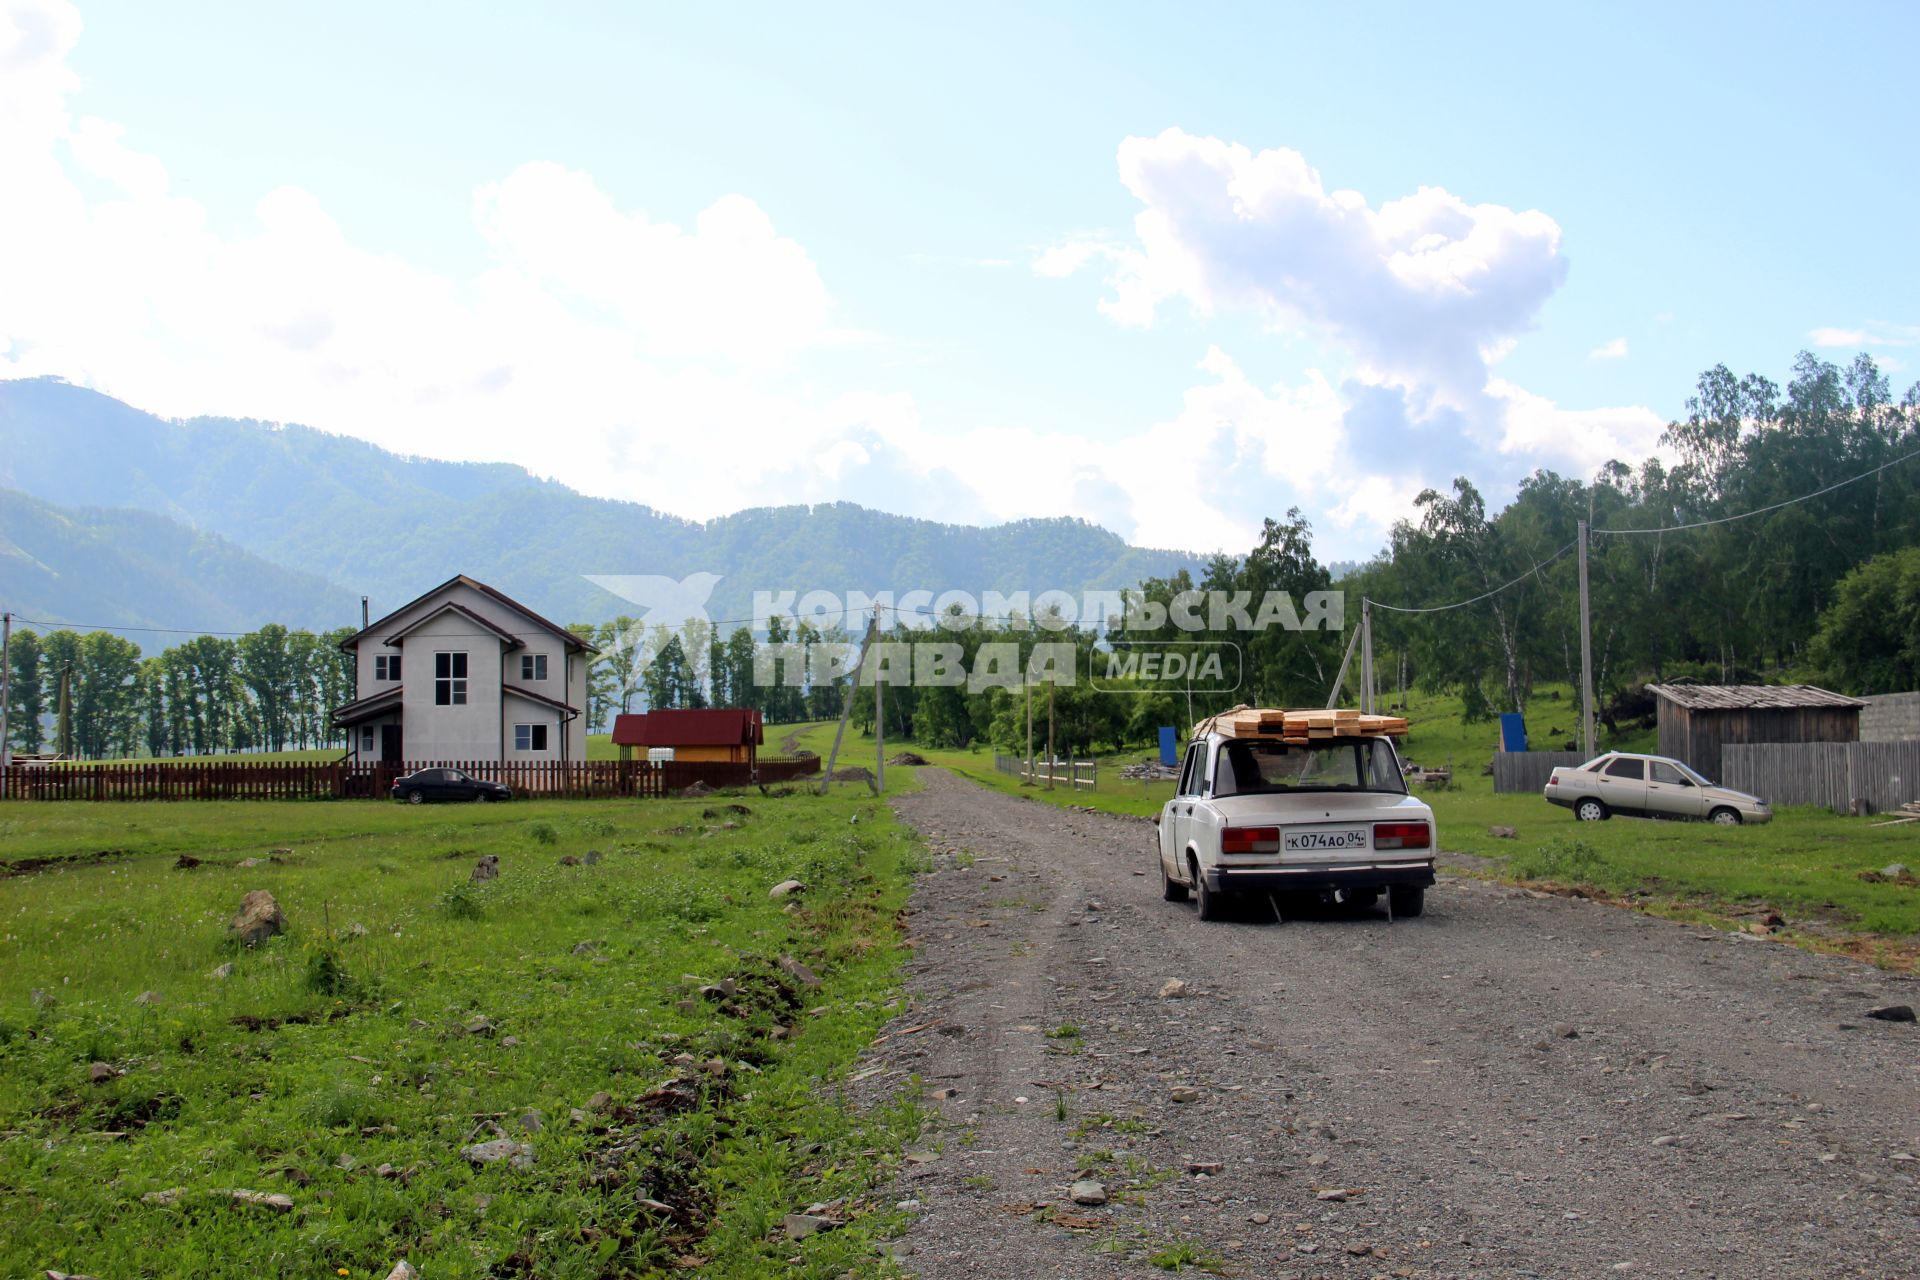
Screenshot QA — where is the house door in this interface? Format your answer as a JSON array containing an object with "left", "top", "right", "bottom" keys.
[{"left": 380, "top": 725, "right": 402, "bottom": 763}]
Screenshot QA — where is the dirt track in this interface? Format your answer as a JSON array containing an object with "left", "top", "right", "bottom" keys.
[{"left": 857, "top": 768, "right": 1920, "bottom": 1279}]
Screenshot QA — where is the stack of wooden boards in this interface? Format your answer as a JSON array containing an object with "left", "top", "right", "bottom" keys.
[{"left": 1191, "top": 705, "right": 1409, "bottom": 743}]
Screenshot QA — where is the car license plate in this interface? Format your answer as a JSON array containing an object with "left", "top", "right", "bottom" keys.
[{"left": 1283, "top": 827, "right": 1368, "bottom": 852}]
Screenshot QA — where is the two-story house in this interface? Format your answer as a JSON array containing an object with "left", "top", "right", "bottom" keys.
[{"left": 332, "top": 575, "right": 595, "bottom": 764}]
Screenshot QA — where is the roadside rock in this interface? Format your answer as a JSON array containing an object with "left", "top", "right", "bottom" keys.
[
  {"left": 461, "top": 1139, "right": 533, "bottom": 1169},
  {"left": 1068, "top": 1178, "right": 1109, "bottom": 1205},
  {"left": 228, "top": 890, "right": 284, "bottom": 947},
  {"left": 1866, "top": 1004, "right": 1915, "bottom": 1023},
  {"left": 471, "top": 855, "right": 500, "bottom": 882},
  {"left": 1169, "top": 1084, "right": 1202, "bottom": 1104},
  {"left": 783, "top": 1212, "right": 840, "bottom": 1240},
  {"left": 1158, "top": 978, "right": 1191, "bottom": 999}
]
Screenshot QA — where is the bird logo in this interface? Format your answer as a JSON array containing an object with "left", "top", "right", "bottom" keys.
[{"left": 584, "top": 572, "right": 723, "bottom": 633}]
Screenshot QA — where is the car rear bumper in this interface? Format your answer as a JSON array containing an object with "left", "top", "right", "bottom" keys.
[
  {"left": 1205, "top": 860, "right": 1435, "bottom": 893},
  {"left": 1544, "top": 792, "right": 1576, "bottom": 810}
]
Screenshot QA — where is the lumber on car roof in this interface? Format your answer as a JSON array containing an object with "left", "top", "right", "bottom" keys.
[{"left": 1190, "top": 704, "right": 1409, "bottom": 741}]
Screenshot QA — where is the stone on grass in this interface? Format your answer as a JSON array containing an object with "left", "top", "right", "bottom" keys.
[
  {"left": 229, "top": 890, "right": 285, "bottom": 947},
  {"left": 1488, "top": 825, "right": 1518, "bottom": 839},
  {"left": 583, "top": 850, "right": 603, "bottom": 865},
  {"left": 385, "top": 1263, "right": 419, "bottom": 1280},
  {"left": 777, "top": 954, "right": 821, "bottom": 987},
  {"left": 1068, "top": 1179, "right": 1109, "bottom": 1206},
  {"left": 783, "top": 1212, "right": 839, "bottom": 1240},
  {"left": 172, "top": 854, "right": 200, "bottom": 870},
  {"left": 211, "top": 962, "right": 233, "bottom": 979},
  {"left": 461, "top": 1139, "right": 533, "bottom": 1169},
  {"left": 559, "top": 854, "right": 582, "bottom": 866},
  {"left": 141, "top": 1187, "right": 185, "bottom": 1206},
  {"left": 471, "top": 854, "right": 501, "bottom": 883},
  {"left": 769, "top": 879, "right": 805, "bottom": 899},
  {"left": 229, "top": 1188, "right": 295, "bottom": 1212},
  {"left": 87, "top": 1062, "right": 119, "bottom": 1084},
  {"left": 134, "top": 990, "right": 160, "bottom": 1006}
]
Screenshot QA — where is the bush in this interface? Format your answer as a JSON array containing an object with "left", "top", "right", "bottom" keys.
[
  {"left": 527, "top": 821, "right": 558, "bottom": 845},
  {"left": 439, "top": 882, "right": 485, "bottom": 920},
  {"left": 1507, "top": 837, "right": 1605, "bottom": 883}
]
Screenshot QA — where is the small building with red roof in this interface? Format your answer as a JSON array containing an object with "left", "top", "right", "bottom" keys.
[{"left": 611, "top": 708, "right": 763, "bottom": 765}]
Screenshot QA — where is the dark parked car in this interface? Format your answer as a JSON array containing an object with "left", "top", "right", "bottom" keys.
[{"left": 390, "top": 768, "right": 511, "bottom": 804}]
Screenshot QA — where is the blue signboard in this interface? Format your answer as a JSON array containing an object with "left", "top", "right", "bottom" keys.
[
  {"left": 1499, "top": 712, "right": 1529, "bottom": 753},
  {"left": 1158, "top": 726, "right": 1178, "bottom": 766}
]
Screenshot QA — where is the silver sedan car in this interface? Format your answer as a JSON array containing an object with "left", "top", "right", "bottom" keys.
[{"left": 1544, "top": 752, "right": 1773, "bottom": 825}]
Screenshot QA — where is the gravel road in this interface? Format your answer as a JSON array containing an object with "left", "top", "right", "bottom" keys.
[{"left": 857, "top": 768, "right": 1920, "bottom": 1279}]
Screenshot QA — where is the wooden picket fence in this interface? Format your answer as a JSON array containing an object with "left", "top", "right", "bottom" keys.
[
  {"left": 1491, "top": 751, "right": 1590, "bottom": 793},
  {"left": 1719, "top": 741, "right": 1920, "bottom": 815},
  {"left": 0, "top": 756, "right": 821, "bottom": 802}
]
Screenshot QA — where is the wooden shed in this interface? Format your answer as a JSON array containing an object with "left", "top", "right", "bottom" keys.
[
  {"left": 1648, "top": 684, "right": 1863, "bottom": 781},
  {"left": 610, "top": 709, "right": 763, "bottom": 765}
]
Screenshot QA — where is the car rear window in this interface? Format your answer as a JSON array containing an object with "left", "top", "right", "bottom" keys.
[
  {"left": 1605, "top": 757, "right": 1645, "bottom": 780},
  {"left": 1212, "top": 739, "right": 1406, "bottom": 796}
]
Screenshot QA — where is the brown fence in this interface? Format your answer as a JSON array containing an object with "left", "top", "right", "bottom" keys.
[
  {"left": 1719, "top": 741, "right": 1920, "bottom": 814},
  {"left": 1491, "top": 751, "right": 1590, "bottom": 793},
  {"left": 0, "top": 755, "right": 821, "bottom": 802}
]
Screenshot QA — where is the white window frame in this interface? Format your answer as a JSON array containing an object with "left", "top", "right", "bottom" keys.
[
  {"left": 513, "top": 723, "right": 549, "bottom": 752},
  {"left": 435, "top": 651, "right": 468, "bottom": 706}
]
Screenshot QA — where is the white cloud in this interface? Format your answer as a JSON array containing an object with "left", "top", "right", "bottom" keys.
[
  {"left": 1041, "top": 128, "right": 1568, "bottom": 413},
  {"left": 1588, "top": 337, "right": 1629, "bottom": 360},
  {"left": 1489, "top": 379, "right": 1669, "bottom": 476},
  {"left": 1808, "top": 324, "right": 1919, "bottom": 349}
]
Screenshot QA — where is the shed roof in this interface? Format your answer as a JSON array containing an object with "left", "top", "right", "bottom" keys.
[
  {"left": 1647, "top": 683, "right": 1865, "bottom": 711},
  {"left": 610, "top": 709, "right": 764, "bottom": 748}
]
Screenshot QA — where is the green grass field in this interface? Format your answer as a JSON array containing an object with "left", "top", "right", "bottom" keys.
[{"left": 0, "top": 789, "right": 927, "bottom": 1279}]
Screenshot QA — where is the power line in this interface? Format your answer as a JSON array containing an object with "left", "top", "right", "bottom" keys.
[
  {"left": 1368, "top": 540, "right": 1578, "bottom": 615},
  {"left": 1593, "top": 441, "right": 1920, "bottom": 535}
]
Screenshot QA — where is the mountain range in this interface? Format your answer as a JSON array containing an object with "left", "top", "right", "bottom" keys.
[{"left": 0, "top": 377, "right": 1208, "bottom": 638}]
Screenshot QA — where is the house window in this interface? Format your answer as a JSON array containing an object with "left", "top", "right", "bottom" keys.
[
  {"left": 375, "top": 654, "right": 401, "bottom": 681},
  {"left": 360, "top": 727, "right": 374, "bottom": 751},
  {"left": 521, "top": 653, "right": 548, "bottom": 681},
  {"left": 435, "top": 652, "right": 468, "bottom": 705},
  {"left": 514, "top": 723, "right": 549, "bottom": 752}
]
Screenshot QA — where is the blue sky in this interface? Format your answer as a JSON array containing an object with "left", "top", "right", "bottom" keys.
[{"left": 3, "top": 0, "right": 1915, "bottom": 561}]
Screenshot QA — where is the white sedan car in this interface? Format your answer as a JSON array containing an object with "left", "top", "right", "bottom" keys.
[
  {"left": 1157, "top": 731, "right": 1437, "bottom": 921},
  {"left": 1544, "top": 751, "right": 1772, "bottom": 824}
]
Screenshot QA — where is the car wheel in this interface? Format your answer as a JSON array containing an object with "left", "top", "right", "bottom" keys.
[
  {"left": 1388, "top": 884, "right": 1426, "bottom": 918},
  {"left": 1191, "top": 856, "right": 1226, "bottom": 922},
  {"left": 1161, "top": 855, "right": 1189, "bottom": 902},
  {"left": 1574, "top": 798, "right": 1608, "bottom": 822},
  {"left": 1709, "top": 806, "right": 1742, "bottom": 826},
  {"left": 406, "top": 790, "right": 425, "bottom": 805},
  {"left": 474, "top": 791, "right": 490, "bottom": 804}
]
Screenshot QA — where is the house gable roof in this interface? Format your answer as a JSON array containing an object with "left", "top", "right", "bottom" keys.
[
  {"left": 342, "top": 575, "right": 598, "bottom": 653},
  {"left": 1647, "top": 683, "right": 1865, "bottom": 712},
  {"left": 611, "top": 708, "right": 764, "bottom": 748},
  {"left": 384, "top": 601, "right": 525, "bottom": 650}
]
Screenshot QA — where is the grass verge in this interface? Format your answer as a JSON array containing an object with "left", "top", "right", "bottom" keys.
[{"left": 0, "top": 789, "right": 926, "bottom": 1278}]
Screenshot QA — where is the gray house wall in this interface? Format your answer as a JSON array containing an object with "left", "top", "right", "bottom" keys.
[{"left": 1860, "top": 692, "right": 1920, "bottom": 743}]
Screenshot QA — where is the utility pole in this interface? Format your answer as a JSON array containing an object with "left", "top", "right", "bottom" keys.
[
  {"left": 1046, "top": 679, "right": 1056, "bottom": 790},
  {"left": 874, "top": 620, "right": 885, "bottom": 795},
  {"left": 1360, "top": 597, "right": 1375, "bottom": 714},
  {"left": 1024, "top": 667, "right": 1034, "bottom": 785},
  {"left": 1326, "top": 613, "right": 1362, "bottom": 709},
  {"left": 1, "top": 611, "right": 12, "bottom": 799},
  {"left": 57, "top": 663, "right": 73, "bottom": 760},
  {"left": 820, "top": 607, "right": 879, "bottom": 794},
  {"left": 1577, "top": 519, "right": 1595, "bottom": 758}
]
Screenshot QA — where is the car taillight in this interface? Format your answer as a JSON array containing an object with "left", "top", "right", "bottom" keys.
[
  {"left": 1221, "top": 826, "right": 1279, "bottom": 854},
  {"left": 1546, "top": 776, "right": 1558, "bottom": 786},
  {"left": 1373, "top": 821, "right": 1430, "bottom": 850}
]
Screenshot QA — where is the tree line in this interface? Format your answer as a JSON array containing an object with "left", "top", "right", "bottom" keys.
[{"left": 8, "top": 350, "right": 1913, "bottom": 760}]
